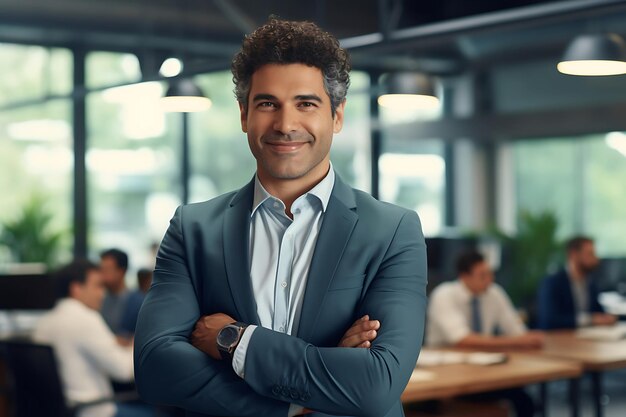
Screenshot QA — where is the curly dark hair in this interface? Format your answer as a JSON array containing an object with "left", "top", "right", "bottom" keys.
[{"left": 231, "top": 18, "right": 351, "bottom": 116}]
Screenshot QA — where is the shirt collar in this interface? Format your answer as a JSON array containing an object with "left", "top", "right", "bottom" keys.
[
  {"left": 457, "top": 279, "right": 478, "bottom": 301},
  {"left": 58, "top": 297, "right": 90, "bottom": 311},
  {"left": 251, "top": 163, "right": 335, "bottom": 216}
]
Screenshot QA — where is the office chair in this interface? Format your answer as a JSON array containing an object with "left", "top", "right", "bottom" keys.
[{"left": 0, "top": 340, "right": 118, "bottom": 417}]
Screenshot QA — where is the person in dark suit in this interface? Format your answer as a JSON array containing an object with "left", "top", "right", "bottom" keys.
[
  {"left": 134, "top": 18, "right": 427, "bottom": 417},
  {"left": 119, "top": 268, "right": 153, "bottom": 336},
  {"left": 537, "top": 236, "right": 617, "bottom": 330}
]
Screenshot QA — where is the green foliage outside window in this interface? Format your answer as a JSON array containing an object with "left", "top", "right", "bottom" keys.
[{"left": 0, "top": 193, "right": 70, "bottom": 268}]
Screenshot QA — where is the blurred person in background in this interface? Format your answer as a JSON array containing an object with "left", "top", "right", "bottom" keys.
[
  {"left": 120, "top": 268, "right": 153, "bottom": 335},
  {"left": 537, "top": 236, "right": 617, "bottom": 330},
  {"left": 33, "top": 259, "right": 152, "bottom": 417},
  {"left": 427, "top": 251, "right": 543, "bottom": 416},
  {"left": 100, "top": 248, "right": 131, "bottom": 338}
]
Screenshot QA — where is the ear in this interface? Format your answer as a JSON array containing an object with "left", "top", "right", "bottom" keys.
[
  {"left": 333, "top": 100, "right": 346, "bottom": 133},
  {"left": 239, "top": 102, "right": 248, "bottom": 133},
  {"left": 68, "top": 281, "right": 82, "bottom": 299}
]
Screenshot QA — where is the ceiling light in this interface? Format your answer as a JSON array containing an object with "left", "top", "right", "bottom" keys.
[
  {"left": 605, "top": 131, "right": 626, "bottom": 157},
  {"left": 378, "top": 73, "right": 440, "bottom": 110},
  {"left": 159, "top": 57, "right": 184, "bottom": 78},
  {"left": 161, "top": 79, "right": 212, "bottom": 112},
  {"left": 558, "top": 33, "right": 626, "bottom": 76}
]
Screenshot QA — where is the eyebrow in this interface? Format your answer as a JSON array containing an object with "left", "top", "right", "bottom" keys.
[
  {"left": 295, "top": 94, "right": 323, "bottom": 103},
  {"left": 251, "top": 93, "right": 324, "bottom": 103}
]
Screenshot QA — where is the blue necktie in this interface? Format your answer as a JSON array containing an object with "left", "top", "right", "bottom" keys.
[{"left": 471, "top": 297, "right": 482, "bottom": 333}]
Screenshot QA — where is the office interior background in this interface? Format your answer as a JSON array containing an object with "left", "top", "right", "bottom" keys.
[
  {"left": 2, "top": 0, "right": 626, "bottom": 273},
  {"left": 1, "top": 0, "right": 626, "bottom": 270},
  {"left": 1, "top": 0, "right": 626, "bottom": 415}
]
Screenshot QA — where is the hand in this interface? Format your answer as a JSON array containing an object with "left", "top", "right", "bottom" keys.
[
  {"left": 115, "top": 335, "right": 133, "bottom": 347},
  {"left": 338, "top": 315, "right": 380, "bottom": 348},
  {"left": 591, "top": 313, "right": 618, "bottom": 326},
  {"left": 191, "top": 313, "right": 236, "bottom": 360},
  {"left": 517, "top": 331, "right": 544, "bottom": 349}
]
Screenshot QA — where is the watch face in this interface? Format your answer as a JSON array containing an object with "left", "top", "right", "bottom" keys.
[{"left": 217, "top": 325, "right": 240, "bottom": 348}]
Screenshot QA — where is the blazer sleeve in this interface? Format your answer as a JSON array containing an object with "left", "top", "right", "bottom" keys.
[
  {"left": 241, "top": 211, "right": 427, "bottom": 417},
  {"left": 589, "top": 281, "right": 605, "bottom": 314},
  {"left": 537, "top": 274, "right": 576, "bottom": 330},
  {"left": 133, "top": 206, "right": 289, "bottom": 417}
]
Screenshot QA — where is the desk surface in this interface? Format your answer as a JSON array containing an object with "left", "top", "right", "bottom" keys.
[
  {"left": 401, "top": 351, "right": 581, "bottom": 403},
  {"left": 541, "top": 331, "right": 626, "bottom": 371}
]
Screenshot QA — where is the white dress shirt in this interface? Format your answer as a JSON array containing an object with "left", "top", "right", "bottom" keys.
[
  {"left": 33, "top": 298, "right": 134, "bottom": 417},
  {"left": 426, "top": 280, "right": 526, "bottom": 347},
  {"left": 232, "top": 166, "right": 335, "bottom": 416},
  {"left": 567, "top": 267, "right": 592, "bottom": 326}
]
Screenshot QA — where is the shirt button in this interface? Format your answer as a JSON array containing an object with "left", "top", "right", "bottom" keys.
[
  {"left": 281, "top": 282, "right": 287, "bottom": 289},
  {"left": 273, "top": 201, "right": 281, "bottom": 209},
  {"left": 279, "top": 326, "right": 285, "bottom": 332}
]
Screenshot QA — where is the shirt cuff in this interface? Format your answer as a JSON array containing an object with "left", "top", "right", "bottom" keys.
[
  {"left": 577, "top": 312, "right": 591, "bottom": 327},
  {"left": 288, "top": 404, "right": 305, "bottom": 417},
  {"left": 232, "top": 325, "right": 257, "bottom": 379}
]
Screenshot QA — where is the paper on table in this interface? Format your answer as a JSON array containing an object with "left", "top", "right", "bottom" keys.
[
  {"left": 464, "top": 352, "right": 508, "bottom": 365},
  {"left": 417, "top": 350, "right": 507, "bottom": 367},
  {"left": 576, "top": 323, "right": 626, "bottom": 341},
  {"left": 409, "top": 369, "right": 436, "bottom": 382}
]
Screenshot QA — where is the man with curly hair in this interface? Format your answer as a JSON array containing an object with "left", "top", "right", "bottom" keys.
[{"left": 135, "top": 18, "right": 427, "bottom": 417}]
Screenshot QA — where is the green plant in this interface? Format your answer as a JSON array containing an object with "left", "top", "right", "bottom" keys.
[
  {"left": 501, "top": 210, "right": 562, "bottom": 306},
  {"left": 0, "top": 194, "right": 68, "bottom": 268}
]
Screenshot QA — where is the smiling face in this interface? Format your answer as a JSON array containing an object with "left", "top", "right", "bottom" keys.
[{"left": 240, "top": 63, "right": 345, "bottom": 189}]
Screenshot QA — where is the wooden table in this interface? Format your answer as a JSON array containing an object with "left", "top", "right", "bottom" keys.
[
  {"left": 539, "top": 331, "right": 626, "bottom": 417},
  {"left": 542, "top": 331, "right": 626, "bottom": 371},
  {"left": 402, "top": 351, "right": 582, "bottom": 403}
]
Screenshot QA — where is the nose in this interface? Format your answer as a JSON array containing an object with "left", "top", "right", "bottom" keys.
[{"left": 272, "top": 106, "right": 300, "bottom": 134}]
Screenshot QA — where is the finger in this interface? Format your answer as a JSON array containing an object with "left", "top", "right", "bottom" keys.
[
  {"left": 339, "top": 330, "right": 377, "bottom": 348},
  {"left": 343, "top": 321, "right": 371, "bottom": 339},
  {"left": 342, "top": 319, "right": 381, "bottom": 340},
  {"left": 357, "top": 340, "right": 371, "bottom": 348}
]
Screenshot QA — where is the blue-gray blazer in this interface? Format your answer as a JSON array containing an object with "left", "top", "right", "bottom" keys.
[{"left": 134, "top": 174, "right": 427, "bottom": 417}]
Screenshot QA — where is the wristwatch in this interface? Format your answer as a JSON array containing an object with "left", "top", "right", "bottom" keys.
[{"left": 216, "top": 321, "right": 248, "bottom": 361}]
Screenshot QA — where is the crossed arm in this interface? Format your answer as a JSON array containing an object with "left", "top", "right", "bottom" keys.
[
  {"left": 191, "top": 313, "right": 380, "bottom": 360},
  {"left": 134, "top": 210, "right": 426, "bottom": 417}
]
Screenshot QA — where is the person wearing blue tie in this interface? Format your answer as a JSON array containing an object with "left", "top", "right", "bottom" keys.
[
  {"left": 427, "top": 251, "right": 544, "bottom": 416},
  {"left": 134, "top": 18, "right": 428, "bottom": 417}
]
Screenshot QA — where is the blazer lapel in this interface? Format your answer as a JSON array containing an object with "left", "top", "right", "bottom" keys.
[
  {"left": 223, "top": 179, "right": 260, "bottom": 325},
  {"left": 297, "top": 175, "right": 358, "bottom": 341}
]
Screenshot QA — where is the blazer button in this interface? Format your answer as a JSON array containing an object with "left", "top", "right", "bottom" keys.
[
  {"left": 300, "top": 392, "right": 311, "bottom": 402},
  {"left": 271, "top": 385, "right": 281, "bottom": 396},
  {"left": 281, "top": 388, "right": 291, "bottom": 398},
  {"left": 290, "top": 388, "right": 300, "bottom": 399}
]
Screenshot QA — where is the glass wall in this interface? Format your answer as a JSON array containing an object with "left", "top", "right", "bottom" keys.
[
  {"left": 0, "top": 44, "right": 446, "bottom": 267},
  {"left": 378, "top": 98, "right": 446, "bottom": 236},
  {"left": 86, "top": 52, "right": 179, "bottom": 268},
  {"left": 514, "top": 133, "right": 626, "bottom": 256},
  {"left": 0, "top": 44, "right": 73, "bottom": 267}
]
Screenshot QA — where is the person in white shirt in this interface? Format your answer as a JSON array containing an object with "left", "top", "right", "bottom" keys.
[
  {"left": 33, "top": 259, "right": 152, "bottom": 417},
  {"left": 427, "top": 251, "right": 544, "bottom": 416},
  {"left": 428, "top": 251, "right": 544, "bottom": 350}
]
